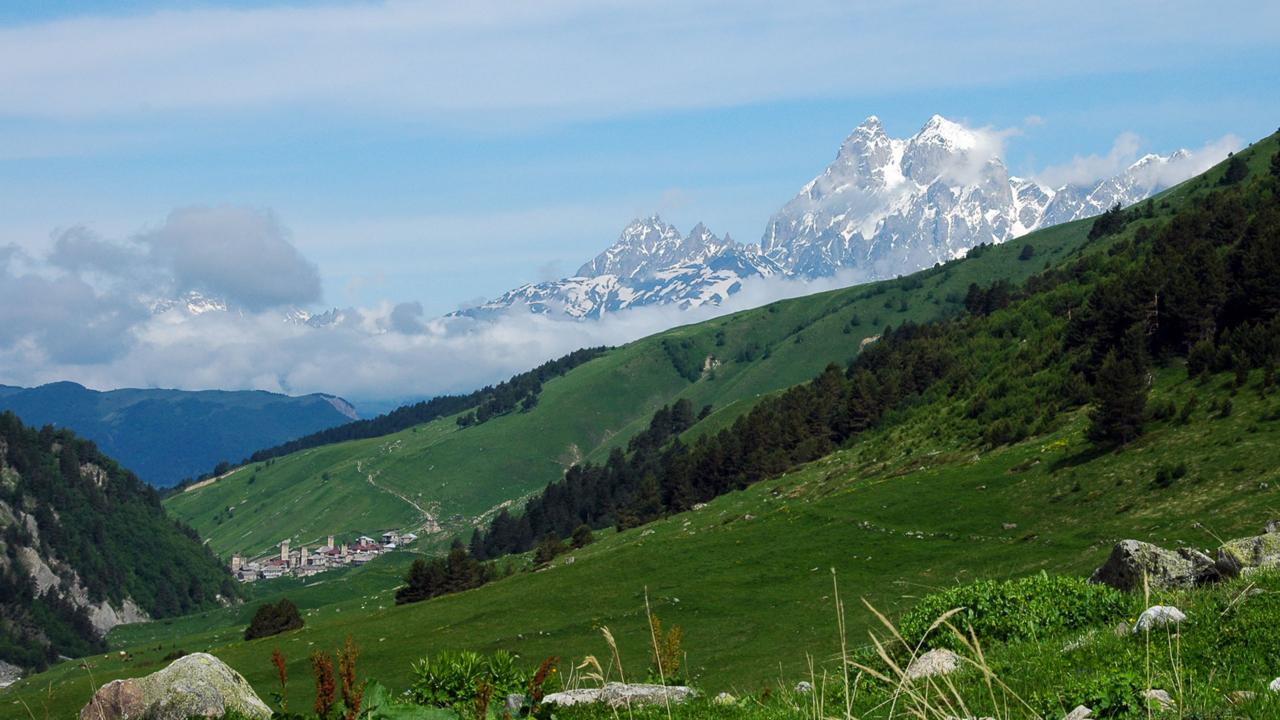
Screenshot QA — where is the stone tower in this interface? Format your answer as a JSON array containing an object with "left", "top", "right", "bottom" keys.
[{"left": 281, "top": 539, "right": 290, "bottom": 565}]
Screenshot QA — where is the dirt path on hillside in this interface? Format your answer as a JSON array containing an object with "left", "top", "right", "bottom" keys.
[{"left": 356, "top": 459, "right": 442, "bottom": 534}]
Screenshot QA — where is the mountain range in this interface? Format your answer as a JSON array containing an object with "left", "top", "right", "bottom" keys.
[
  {"left": 0, "top": 382, "right": 358, "bottom": 486},
  {"left": 460, "top": 115, "right": 1202, "bottom": 320},
  {"left": 142, "top": 115, "right": 1211, "bottom": 328}
]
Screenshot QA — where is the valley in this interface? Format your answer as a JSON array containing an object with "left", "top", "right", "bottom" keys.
[
  {"left": 5, "top": 129, "right": 1279, "bottom": 719},
  {"left": 167, "top": 217, "right": 1092, "bottom": 559}
]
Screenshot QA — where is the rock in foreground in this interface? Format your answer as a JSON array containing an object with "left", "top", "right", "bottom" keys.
[
  {"left": 1089, "top": 540, "right": 1217, "bottom": 592},
  {"left": 1132, "top": 605, "right": 1187, "bottom": 634},
  {"left": 543, "top": 682, "right": 695, "bottom": 708},
  {"left": 79, "top": 653, "right": 271, "bottom": 720},
  {"left": 904, "top": 648, "right": 962, "bottom": 680}
]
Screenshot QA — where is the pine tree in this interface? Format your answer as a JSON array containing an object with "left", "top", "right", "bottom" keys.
[
  {"left": 1220, "top": 154, "right": 1248, "bottom": 185},
  {"left": 1087, "top": 349, "right": 1149, "bottom": 447}
]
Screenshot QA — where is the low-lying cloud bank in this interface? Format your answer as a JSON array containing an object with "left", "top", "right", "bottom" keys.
[{"left": 0, "top": 209, "right": 859, "bottom": 401}]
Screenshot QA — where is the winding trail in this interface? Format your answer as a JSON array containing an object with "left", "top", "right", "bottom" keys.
[{"left": 356, "top": 460, "right": 442, "bottom": 534}]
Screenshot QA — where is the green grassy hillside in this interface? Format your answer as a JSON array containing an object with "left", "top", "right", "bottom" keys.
[
  {"left": 167, "top": 218, "right": 1093, "bottom": 559},
  {"left": 11, "top": 363, "right": 1280, "bottom": 718},
  {"left": 12, "top": 132, "right": 1280, "bottom": 719}
]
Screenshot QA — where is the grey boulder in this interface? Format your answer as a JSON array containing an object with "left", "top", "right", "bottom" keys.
[
  {"left": 1216, "top": 530, "right": 1280, "bottom": 578},
  {"left": 1089, "top": 540, "right": 1217, "bottom": 591},
  {"left": 79, "top": 653, "right": 271, "bottom": 720}
]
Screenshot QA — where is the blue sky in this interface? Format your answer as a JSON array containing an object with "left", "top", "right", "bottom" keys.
[
  {"left": 0, "top": 1, "right": 1276, "bottom": 400},
  {"left": 1, "top": 1, "right": 1277, "bottom": 316}
]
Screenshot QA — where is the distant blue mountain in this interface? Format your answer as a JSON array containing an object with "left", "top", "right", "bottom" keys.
[{"left": 0, "top": 382, "right": 357, "bottom": 487}]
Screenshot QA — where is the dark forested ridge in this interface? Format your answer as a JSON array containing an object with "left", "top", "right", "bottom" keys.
[
  {"left": 0, "top": 412, "right": 234, "bottom": 670},
  {"left": 238, "top": 346, "right": 609, "bottom": 467},
  {"left": 455, "top": 139, "right": 1280, "bottom": 567},
  {"left": 0, "top": 382, "right": 356, "bottom": 487}
]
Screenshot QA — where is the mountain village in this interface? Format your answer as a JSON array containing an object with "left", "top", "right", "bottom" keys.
[{"left": 229, "top": 531, "right": 418, "bottom": 582}]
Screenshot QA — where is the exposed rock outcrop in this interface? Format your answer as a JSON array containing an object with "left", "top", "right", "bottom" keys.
[
  {"left": 542, "top": 683, "right": 695, "bottom": 708},
  {"left": 79, "top": 653, "right": 270, "bottom": 720},
  {"left": 1215, "top": 529, "right": 1280, "bottom": 578},
  {"left": 1089, "top": 540, "right": 1217, "bottom": 591},
  {"left": 1092, "top": 523, "right": 1280, "bottom": 593},
  {"left": 0, "top": 660, "right": 22, "bottom": 689}
]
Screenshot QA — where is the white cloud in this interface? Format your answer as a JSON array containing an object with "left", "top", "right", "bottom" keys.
[
  {"left": 1035, "top": 132, "right": 1144, "bottom": 188},
  {"left": 140, "top": 206, "right": 322, "bottom": 311},
  {"left": 1036, "top": 132, "right": 1242, "bottom": 188},
  {"left": 0, "top": 204, "right": 870, "bottom": 400},
  {"left": 0, "top": 1, "right": 1274, "bottom": 126},
  {"left": 1131, "top": 135, "right": 1244, "bottom": 189}
]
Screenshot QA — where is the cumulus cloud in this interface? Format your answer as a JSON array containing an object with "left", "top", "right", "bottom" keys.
[
  {"left": 0, "top": 243, "right": 18, "bottom": 272},
  {"left": 0, "top": 265, "right": 146, "bottom": 364},
  {"left": 388, "top": 301, "right": 427, "bottom": 335},
  {"left": 1131, "top": 135, "right": 1244, "bottom": 189},
  {"left": 937, "top": 123, "right": 1022, "bottom": 186},
  {"left": 141, "top": 207, "right": 322, "bottom": 311},
  {"left": 1036, "top": 132, "right": 1242, "bottom": 189},
  {"left": 0, "top": 206, "right": 324, "bottom": 368},
  {"left": 1035, "top": 132, "right": 1143, "bottom": 188},
  {"left": 0, "top": 207, "right": 869, "bottom": 401}
]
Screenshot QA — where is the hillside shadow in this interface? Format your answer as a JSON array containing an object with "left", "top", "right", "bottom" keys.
[{"left": 1048, "top": 445, "right": 1112, "bottom": 473}]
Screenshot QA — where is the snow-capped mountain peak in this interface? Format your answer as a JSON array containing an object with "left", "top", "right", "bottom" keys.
[
  {"left": 914, "top": 114, "right": 978, "bottom": 151},
  {"left": 150, "top": 291, "right": 228, "bottom": 316},
  {"left": 451, "top": 114, "right": 1219, "bottom": 322},
  {"left": 574, "top": 214, "right": 741, "bottom": 280}
]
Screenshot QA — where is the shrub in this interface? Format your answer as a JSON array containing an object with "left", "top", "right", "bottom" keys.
[
  {"left": 898, "top": 574, "right": 1130, "bottom": 651},
  {"left": 1148, "top": 398, "right": 1177, "bottom": 421},
  {"left": 411, "top": 650, "right": 527, "bottom": 712},
  {"left": 1039, "top": 670, "right": 1145, "bottom": 719},
  {"left": 570, "top": 524, "right": 594, "bottom": 549},
  {"left": 1178, "top": 394, "right": 1199, "bottom": 424},
  {"left": 244, "top": 599, "right": 304, "bottom": 641},
  {"left": 646, "top": 614, "right": 685, "bottom": 685},
  {"left": 533, "top": 534, "right": 568, "bottom": 565},
  {"left": 338, "top": 636, "right": 363, "bottom": 720},
  {"left": 312, "top": 650, "right": 336, "bottom": 720}
]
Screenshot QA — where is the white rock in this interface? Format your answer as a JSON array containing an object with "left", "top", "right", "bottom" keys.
[
  {"left": 1268, "top": 677, "right": 1280, "bottom": 693},
  {"left": 904, "top": 648, "right": 962, "bottom": 680},
  {"left": 542, "top": 683, "right": 694, "bottom": 708},
  {"left": 793, "top": 681, "right": 813, "bottom": 693},
  {"left": 1063, "top": 706, "right": 1093, "bottom": 720},
  {"left": 1132, "top": 605, "right": 1186, "bottom": 633},
  {"left": 1144, "top": 688, "right": 1174, "bottom": 710},
  {"left": 0, "top": 660, "right": 22, "bottom": 689},
  {"left": 712, "top": 692, "right": 736, "bottom": 705}
]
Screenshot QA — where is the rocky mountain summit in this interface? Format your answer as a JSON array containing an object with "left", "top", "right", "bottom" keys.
[
  {"left": 458, "top": 216, "right": 781, "bottom": 319},
  {"left": 469, "top": 115, "right": 1206, "bottom": 320}
]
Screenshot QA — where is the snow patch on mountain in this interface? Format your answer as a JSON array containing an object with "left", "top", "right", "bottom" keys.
[
  {"left": 457, "top": 219, "right": 780, "bottom": 320},
  {"left": 466, "top": 114, "right": 1214, "bottom": 320}
]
